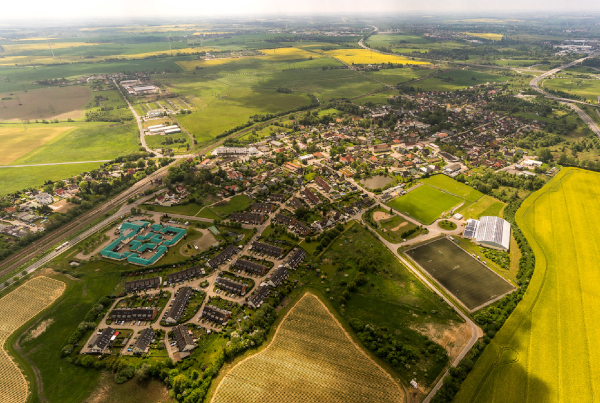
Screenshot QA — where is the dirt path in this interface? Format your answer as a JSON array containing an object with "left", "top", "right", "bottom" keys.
[{"left": 14, "top": 320, "right": 49, "bottom": 403}]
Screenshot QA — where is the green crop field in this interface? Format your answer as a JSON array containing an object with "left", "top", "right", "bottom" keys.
[
  {"left": 0, "top": 162, "right": 104, "bottom": 196},
  {"left": 386, "top": 185, "right": 462, "bottom": 224},
  {"left": 363, "top": 68, "right": 433, "bottom": 86},
  {"left": 421, "top": 175, "right": 483, "bottom": 202},
  {"left": 11, "top": 123, "right": 139, "bottom": 165},
  {"left": 543, "top": 78, "right": 600, "bottom": 104},
  {"left": 406, "top": 238, "right": 514, "bottom": 310},
  {"left": 455, "top": 168, "right": 600, "bottom": 403},
  {"left": 415, "top": 69, "right": 509, "bottom": 91}
]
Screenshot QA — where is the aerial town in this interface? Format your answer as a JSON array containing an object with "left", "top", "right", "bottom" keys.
[{"left": 1, "top": 8, "right": 600, "bottom": 403}]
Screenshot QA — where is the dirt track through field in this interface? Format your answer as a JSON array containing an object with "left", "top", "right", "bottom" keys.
[{"left": 0, "top": 276, "right": 65, "bottom": 403}]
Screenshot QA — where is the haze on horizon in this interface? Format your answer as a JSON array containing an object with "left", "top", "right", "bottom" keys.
[{"left": 3, "top": 0, "right": 600, "bottom": 22}]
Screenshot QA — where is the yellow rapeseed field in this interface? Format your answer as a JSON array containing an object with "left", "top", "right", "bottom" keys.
[
  {"left": 212, "top": 293, "right": 405, "bottom": 403},
  {"left": 464, "top": 32, "right": 504, "bottom": 41},
  {"left": 324, "top": 49, "right": 430, "bottom": 65},
  {"left": 0, "top": 276, "right": 65, "bottom": 403},
  {"left": 455, "top": 168, "right": 600, "bottom": 403}
]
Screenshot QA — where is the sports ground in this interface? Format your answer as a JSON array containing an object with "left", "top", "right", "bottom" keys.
[
  {"left": 406, "top": 238, "right": 514, "bottom": 311},
  {"left": 455, "top": 168, "right": 600, "bottom": 403},
  {"left": 386, "top": 184, "right": 463, "bottom": 224}
]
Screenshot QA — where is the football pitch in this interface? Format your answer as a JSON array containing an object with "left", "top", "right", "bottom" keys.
[{"left": 406, "top": 238, "right": 514, "bottom": 311}]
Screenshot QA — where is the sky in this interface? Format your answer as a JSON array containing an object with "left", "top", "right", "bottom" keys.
[{"left": 3, "top": 0, "right": 600, "bottom": 21}]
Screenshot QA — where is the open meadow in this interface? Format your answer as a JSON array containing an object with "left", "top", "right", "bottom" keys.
[
  {"left": 455, "top": 168, "right": 600, "bottom": 403},
  {"left": 457, "top": 195, "right": 505, "bottom": 220},
  {"left": 309, "top": 224, "right": 469, "bottom": 390},
  {"left": 211, "top": 293, "right": 406, "bottom": 403},
  {"left": 0, "top": 162, "right": 104, "bottom": 195},
  {"left": 0, "top": 125, "right": 75, "bottom": 165},
  {"left": 387, "top": 185, "right": 463, "bottom": 224},
  {"left": 11, "top": 123, "right": 139, "bottom": 165},
  {"left": 0, "top": 86, "right": 92, "bottom": 121},
  {"left": 0, "top": 276, "right": 65, "bottom": 403},
  {"left": 543, "top": 78, "right": 600, "bottom": 104}
]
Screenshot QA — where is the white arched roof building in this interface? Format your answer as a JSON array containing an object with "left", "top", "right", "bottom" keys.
[{"left": 464, "top": 216, "right": 511, "bottom": 251}]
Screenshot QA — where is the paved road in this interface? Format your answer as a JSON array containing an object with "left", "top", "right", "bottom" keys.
[
  {"left": 113, "top": 79, "right": 162, "bottom": 158},
  {"left": 0, "top": 160, "right": 112, "bottom": 168}
]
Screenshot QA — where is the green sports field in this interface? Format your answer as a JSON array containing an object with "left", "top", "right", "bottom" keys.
[
  {"left": 455, "top": 168, "right": 600, "bottom": 402},
  {"left": 421, "top": 175, "right": 483, "bottom": 202},
  {"left": 386, "top": 185, "right": 462, "bottom": 224}
]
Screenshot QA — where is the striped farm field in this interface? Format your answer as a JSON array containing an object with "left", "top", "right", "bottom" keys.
[
  {"left": 212, "top": 293, "right": 405, "bottom": 403},
  {"left": 0, "top": 276, "right": 65, "bottom": 403},
  {"left": 455, "top": 168, "right": 600, "bottom": 403}
]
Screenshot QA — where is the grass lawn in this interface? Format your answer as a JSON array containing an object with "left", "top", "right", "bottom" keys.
[
  {"left": 377, "top": 214, "right": 421, "bottom": 243},
  {"left": 421, "top": 175, "right": 483, "bottom": 202},
  {"left": 438, "top": 220, "right": 457, "bottom": 230},
  {"left": 200, "top": 195, "right": 252, "bottom": 219},
  {"left": 387, "top": 185, "right": 463, "bottom": 224},
  {"left": 0, "top": 162, "right": 104, "bottom": 196},
  {"left": 196, "top": 207, "right": 221, "bottom": 220},
  {"left": 142, "top": 202, "right": 205, "bottom": 216},
  {"left": 11, "top": 123, "right": 140, "bottom": 165},
  {"left": 456, "top": 195, "right": 505, "bottom": 220},
  {"left": 455, "top": 167, "right": 600, "bottom": 403}
]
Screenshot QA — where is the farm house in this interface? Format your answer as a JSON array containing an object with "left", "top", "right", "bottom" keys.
[{"left": 464, "top": 216, "right": 511, "bottom": 251}]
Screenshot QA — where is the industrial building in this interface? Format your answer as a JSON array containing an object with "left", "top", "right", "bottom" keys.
[{"left": 464, "top": 216, "right": 511, "bottom": 251}]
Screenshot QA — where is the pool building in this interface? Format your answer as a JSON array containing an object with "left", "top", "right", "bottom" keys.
[{"left": 100, "top": 221, "right": 186, "bottom": 266}]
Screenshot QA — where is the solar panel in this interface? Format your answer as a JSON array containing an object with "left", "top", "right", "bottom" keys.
[{"left": 464, "top": 228, "right": 476, "bottom": 238}]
